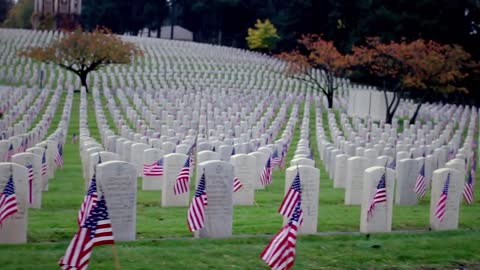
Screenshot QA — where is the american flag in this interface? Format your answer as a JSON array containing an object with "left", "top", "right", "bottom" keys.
[
  {"left": 6, "top": 144, "right": 14, "bottom": 161},
  {"left": 188, "top": 143, "right": 196, "bottom": 168},
  {"left": 174, "top": 156, "right": 191, "bottom": 195},
  {"left": 463, "top": 169, "right": 474, "bottom": 204},
  {"left": 19, "top": 139, "right": 26, "bottom": 152},
  {"left": 260, "top": 158, "right": 273, "bottom": 186},
  {"left": 59, "top": 196, "right": 114, "bottom": 270},
  {"left": 26, "top": 164, "right": 34, "bottom": 204},
  {"left": 447, "top": 149, "right": 455, "bottom": 160},
  {"left": 233, "top": 177, "right": 243, "bottom": 192},
  {"left": 279, "top": 170, "right": 301, "bottom": 218},
  {"left": 387, "top": 157, "right": 396, "bottom": 170},
  {"left": 41, "top": 150, "right": 47, "bottom": 176},
  {"left": 187, "top": 172, "right": 207, "bottom": 232},
  {"left": 78, "top": 175, "right": 98, "bottom": 226},
  {"left": 261, "top": 201, "right": 302, "bottom": 270},
  {"left": 54, "top": 143, "right": 64, "bottom": 167},
  {"left": 271, "top": 149, "right": 281, "bottom": 167},
  {"left": 434, "top": 173, "right": 450, "bottom": 222},
  {"left": 143, "top": 158, "right": 164, "bottom": 176},
  {"left": 280, "top": 143, "right": 288, "bottom": 166},
  {"left": 414, "top": 163, "right": 426, "bottom": 198},
  {"left": 367, "top": 172, "right": 387, "bottom": 219},
  {"left": 0, "top": 175, "right": 18, "bottom": 225}
]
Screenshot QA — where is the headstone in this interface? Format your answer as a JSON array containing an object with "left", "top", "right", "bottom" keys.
[
  {"left": 395, "top": 158, "right": 421, "bottom": 205},
  {"left": 88, "top": 151, "right": 119, "bottom": 189},
  {"left": 142, "top": 148, "right": 164, "bottom": 190},
  {"left": 162, "top": 153, "right": 190, "bottom": 206},
  {"left": 230, "top": 154, "right": 255, "bottom": 205},
  {"left": 131, "top": 143, "right": 150, "bottom": 176},
  {"left": 196, "top": 160, "right": 233, "bottom": 238},
  {"left": 333, "top": 154, "right": 350, "bottom": 188},
  {"left": 360, "top": 166, "right": 395, "bottom": 233},
  {"left": 97, "top": 161, "right": 137, "bottom": 241},
  {"left": 26, "top": 147, "right": 48, "bottom": 191},
  {"left": 0, "top": 163, "right": 28, "bottom": 244},
  {"left": 12, "top": 153, "right": 42, "bottom": 208},
  {"left": 248, "top": 151, "right": 268, "bottom": 190},
  {"left": 196, "top": 150, "right": 220, "bottom": 176},
  {"left": 345, "top": 157, "right": 369, "bottom": 205},
  {"left": 430, "top": 168, "right": 462, "bottom": 231},
  {"left": 290, "top": 157, "right": 315, "bottom": 167},
  {"left": 283, "top": 165, "right": 320, "bottom": 234}
]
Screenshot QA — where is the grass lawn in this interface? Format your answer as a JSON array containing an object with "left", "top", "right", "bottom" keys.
[{"left": 0, "top": 91, "right": 479, "bottom": 269}]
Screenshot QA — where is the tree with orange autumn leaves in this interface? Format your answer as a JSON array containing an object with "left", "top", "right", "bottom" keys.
[
  {"left": 280, "top": 35, "right": 476, "bottom": 123},
  {"left": 19, "top": 28, "right": 142, "bottom": 93},
  {"left": 278, "top": 34, "right": 350, "bottom": 109},
  {"left": 350, "top": 38, "right": 474, "bottom": 124}
]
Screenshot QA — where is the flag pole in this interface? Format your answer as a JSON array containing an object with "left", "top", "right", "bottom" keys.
[
  {"left": 384, "top": 166, "right": 388, "bottom": 229},
  {"left": 111, "top": 244, "right": 121, "bottom": 270}
]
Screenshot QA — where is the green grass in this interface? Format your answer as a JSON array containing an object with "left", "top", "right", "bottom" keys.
[
  {"left": 0, "top": 92, "right": 479, "bottom": 269},
  {"left": 2, "top": 231, "right": 480, "bottom": 270},
  {"left": 86, "top": 95, "right": 101, "bottom": 142},
  {"left": 321, "top": 108, "right": 333, "bottom": 142},
  {"left": 333, "top": 109, "right": 345, "bottom": 135}
]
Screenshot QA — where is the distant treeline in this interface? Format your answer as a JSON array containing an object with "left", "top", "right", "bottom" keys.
[{"left": 1, "top": 0, "right": 479, "bottom": 58}]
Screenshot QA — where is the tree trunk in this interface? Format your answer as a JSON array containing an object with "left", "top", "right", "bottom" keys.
[
  {"left": 170, "top": 0, "right": 175, "bottom": 40},
  {"left": 409, "top": 100, "right": 423, "bottom": 125},
  {"left": 326, "top": 75, "right": 334, "bottom": 108},
  {"left": 79, "top": 72, "right": 89, "bottom": 93},
  {"left": 327, "top": 93, "right": 333, "bottom": 108},
  {"left": 386, "top": 111, "right": 394, "bottom": 124},
  {"left": 383, "top": 88, "right": 401, "bottom": 125}
]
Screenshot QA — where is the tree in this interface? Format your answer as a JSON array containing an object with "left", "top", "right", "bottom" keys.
[
  {"left": 350, "top": 38, "right": 476, "bottom": 124},
  {"left": 246, "top": 19, "right": 280, "bottom": 51},
  {"left": 327, "top": 0, "right": 480, "bottom": 58},
  {"left": 401, "top": 40, "right": 474, "bottom": 124},
  {"left": 19, "top": 28, "right": 142, "bottom": 93},
  {"left": 143, "top": 0, "right": 168, "bottom": 37},
  {"left": 2, "top": 0, "right": 33, "bottom": 29},
  {"left": 278, "top": 34, "right": 350, "bottom": 108},
  {"left": 349, "top": 38, "right": 411, "bottom": 124},
  {"left": 0, "top": 0, "right": 13, "bottom": 23}
]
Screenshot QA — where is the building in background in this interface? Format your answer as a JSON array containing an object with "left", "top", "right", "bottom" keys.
[{"left": 33, "top": 0, "right": 81, "bottom": 30}]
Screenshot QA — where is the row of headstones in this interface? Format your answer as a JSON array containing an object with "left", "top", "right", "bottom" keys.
[
  {"left": 290, "top": 100, "right": 315, "bottom": 167},
  {"left": 91, "top": 86, "right": 297, "bottom": 164},
  {"left": 0, "top": 90, "right": 74, "bottom": 243},
  {"left": 9, "top": 88, "right": 51, "bottom": 137},
  {"left": 319, "top": 104, "right": 472, "bottom": 176},
  {"left": 115, "top": 94, "right": 301, "bottom": 180},
  {"left": 315, "top": 103, "right": 475, "bottom": 205},
  {"left": 0, "top": 88, "right": 66, "bottom": 161},
  {"left": 0, "top": 87, "right": 39, "bottom": 134},
  {"left": 328, "top": 127, "right": 473, "bottom": 197},
  {"left": 334, "top": 109, "right": 477, "bottom": 207},
  {"left": 77, "top": 154, "right": 322, "bottom": 240},
  {"left": 361, "top": 166, "right": 466, "bottom": 233},
  {"left": 131, "top": 86, "right": 283, "bottom": 136},
  {"left": 89, "top": 61, "right": 319, "bottom": 93},
  {"left": 79, "top": 89, "right": 122, "bottom": 189},
  {"left": 113, "top": 85, "right": 291, "bottom": 145}
]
